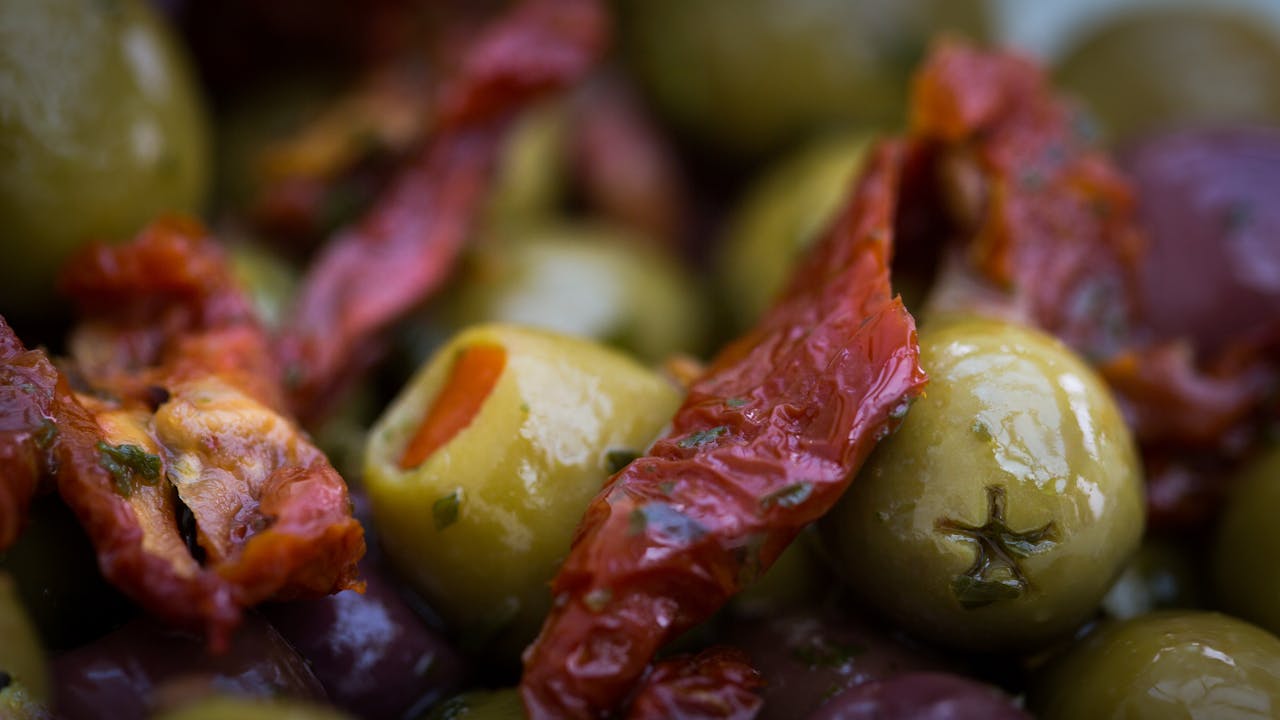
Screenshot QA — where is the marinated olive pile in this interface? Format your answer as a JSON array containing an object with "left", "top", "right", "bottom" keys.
[{"left": 3, "top": 1, "right": 1280, "bottom": 720}]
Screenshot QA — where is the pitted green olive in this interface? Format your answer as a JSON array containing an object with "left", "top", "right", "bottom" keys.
[
  {"left": 365, "top": 324, "right": 680, "bottom": 661},
  {"left": 0, "top": 0, "right": 210, "bottom": 317},
  {"left": 0, "top": 571, "right": 49, "bottom": 715},
  {"left": 1032, "top": 611, "right": 1280, "bottom": 720},
  {"left": 820, "top": 318, "right": 1144, "bottom": 652}
]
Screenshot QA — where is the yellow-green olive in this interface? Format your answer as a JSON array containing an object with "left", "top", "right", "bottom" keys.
[
  {"left": 226, "top": 242, "right": 300, "bottom": 332},
  {"left": 481, "top": 101, "right": 569, "bottom": 235},
  {"left": 716, "top": 133, "right": 870, "bottom": 330},
  {"left": 1032, "top": 611, "right": 1280, "bottom": 720},
  {"left": 616, "top": 0, "right": 988, "bottom": 157},
  {"left": 434, "top": 224, "right": 709, "bottom": 363},
  {"left": 0, "top": 0, "right": 210, "bottom": 317},
  {"left": 0, "top": 571, "right": 49, "bottom": 712},
  {"left": 1213, "top": 444, "right": 1280, "bottom": 636},
  {"left": 820, "top": 318, "right": 1144, "bottom": 652},
  {"left": 152, "top": 696, "right": 353, "bottom": 720},
  {"left": 1055, "top": 7, "right": 1280, "bottom": 143},
  {"left": 422, "top": 689, "right": 523, "bottom": 720},
  {"left": 365, "top": 324, "right": 680, "bottom": 661}
]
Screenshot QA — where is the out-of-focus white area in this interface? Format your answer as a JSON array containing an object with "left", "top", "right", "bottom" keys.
[{"left": 994, "top": 0, "right": 1280, "bottom": 60}]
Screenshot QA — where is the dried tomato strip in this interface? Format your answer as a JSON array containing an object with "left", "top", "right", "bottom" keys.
[
  {"left": 0, "top": 318, "right": 60, "bottom": 551},
  {"left": 520, "top": 142, "right": 927, "bottom": 719},
  {"left": 56, "top": 220, "right": 364, "bottom": 647},
  {"left": 277, "top": 0, "right": 607, "bottom": 421},
  {"left": 624, "top": 647, "right": 764, "bottom": 720}
]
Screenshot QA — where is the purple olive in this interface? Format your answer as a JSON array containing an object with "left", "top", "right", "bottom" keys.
[
  {"left": 729, "top": 605, "right": 947, "bottom": 720},
  {"left": 261, "top": 560, "right": 468, "bottom": 720},
  {"left": 1118, "top": 127, "right": 1280, "bottom": 357},
  {"left": 52, "top": 612, "right": 325, "bottom": 720},
  {"left": 808, "top": 672, "right": 1031, "bottom": 720}
]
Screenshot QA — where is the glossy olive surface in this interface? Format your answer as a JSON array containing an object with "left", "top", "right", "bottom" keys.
[
  {"left": 0, "top": 571, "right": 49, "bottom": 709},
  {"left": 261, "top": 558, "right": 467, "bottom": 720},
  {"left": 52, "top": 612, "right": 325, "bottom": 720},
  {"left": 809, "top": 672, "right": 1031, "bottom": 720},
  {"left": 437, "top": 225, "right": 708, "bottom": 363},
  {"left": 365, "top": 324, "right": 680, "bottom": 660},
  {"left": 1055, "top": 8, "right": 1280, "bottom": 142},
  {"left": 424, "top": 688, "right": 524, "bottom": 720},
  {"left": 717, "top": 133, "right": 870, "bottom": 331},
  {"left": 821, "top": 318, "right": 1144, "bottom": 652},
  {"left": 728, "top": 604, "right": 946, "bottom": 720},
  {"left": 1213, "top": 445, "right": 1280, "bottom": 637},
  {"left": 616, "top": 0, "right": 988, "bottom": 156},
  {"left": 0, "top": 0, "right": 210, "bottom": 316},
  {"left": 1117, "top": 127, "right": 1280, "bottom": 358},
  {"left": 1033, "top": 611, "right": 1280, "bottom": 719},
  {"left": 153, "top": 696, "right": 353, "bottom": 720}
]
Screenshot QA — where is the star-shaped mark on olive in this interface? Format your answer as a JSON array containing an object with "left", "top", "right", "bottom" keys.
[{"left": 935, "top": 484, "right": 1058, "bottom": 609}]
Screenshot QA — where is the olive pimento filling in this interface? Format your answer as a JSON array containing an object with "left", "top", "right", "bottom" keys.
[{"left": 399, "top": 343, "right": 506, "bottom": 470}]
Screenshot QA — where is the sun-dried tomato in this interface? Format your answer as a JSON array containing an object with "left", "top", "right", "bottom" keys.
[
  {"left": 625, "top": 647, "right": 764, "bottom": 720},
  {"left": 520, "top": 142, "right": 927, "bottom": 719},
  {"left": 53, "top": 219, "right": 364, "bottom": 648},
  {"left": 277, "top": 0, "right": 607, "bottom": 422}
]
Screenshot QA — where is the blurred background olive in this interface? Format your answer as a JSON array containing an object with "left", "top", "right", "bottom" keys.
[
  {"left": 808, "top": 672, "right": 1031, "bottom": 720},
  {"left": 821, "top": 318, "right": 1144, "bottom": 652},
  {"left": 1213, "top": 445, "right": 1280, "bottom": 637},
  {"left": 716, "top": 133, "right": 871, "bottom": 331},
  {"left": 419, "top": 224, "right": 709, "bottom": 364},
  {"left": 0, "top": 0, "right": 211, "bottom": 319},
  {"left": 226, "top": 241, "right": 301, "bottom": 332},
  {"left": 52, "top": 612, "right": 325, "bottom": 720},
  {"left": 422, "top": 688, "right": 524, "bottom": 720},
  {"left": 152, "top": 696, "right": 353, "bottom": 720},
  {"left": 0, "top": 571, "right": 50, "bottom": 715},
  {"left": 1054, "top": 7, "right": 1280, "bottom": 142},
  {"left": 728, "top": 534, "right": 830, "bottom": 621},
  {"left": 1032, "top": 611, "right": 1280, "bottom": 719},
  {"left": 1101, "top": 536, "right": 1204, "bottom": 621},
  {"left": 614, "top": 0, "right": 989, "bottom": 158},
  {"left": 365, "top": 324, "right": 681, "bottom": 665}
]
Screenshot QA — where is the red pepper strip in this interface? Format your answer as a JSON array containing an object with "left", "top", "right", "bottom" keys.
[
  {"left": 277, "top": 0, "right": 607, "bottom": 422},
  {"left": 0, "top": 318, "right": 59, "bottom": 551},
  {"left": 520, "top": 142, "right": 927, "bottom": 719},
  {"left": 624, "top": 647, "right": 764, "bottom": 720},
  {"left": 57, "top": 220, "right": 364, "bottom": 648},
  {"left": 909, "top": 41, "right": 1143, "bottom": 360}
]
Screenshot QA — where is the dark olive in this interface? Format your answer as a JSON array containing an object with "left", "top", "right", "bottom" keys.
[
  {"left": 1032, "top": 611, "right": 1280, "bottom": 719},
  {"left": 52, "top": 612, "right": 325, "bottom": 720},
  {"left": 1056, "top": 8, "right": 1280, "bottom": 142},
  {"left": 261, "top": 559, "right": 468, "bottom": 720},
  {"left": 726, "top": 604, "right": 947, "bottom": 720},
  {"left": 808, "top": 672, "right": 1031, "bottom": 720}
]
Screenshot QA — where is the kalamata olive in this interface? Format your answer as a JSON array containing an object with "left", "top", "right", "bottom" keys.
[
  {"left": 821, "top": 318, "right": 1144, "bottom": 653},
  {"left": 808, "top": 672, "right": 1031, "bottom": 720},
  {"left": 727, "top": 604, "right": 947, "bottom": 720},
  {"left": 1117, "top": 127, "right": 1280, "bottom": 357},
  {"left": 1032, "top": 611, "right": 1280, "bottom": 719},
  {"left": 261, "top": 560, "right": 468, "bottom": 720},
  {"left": 1055, "top": 8, "right": 1280, "bottom": 142},
  {"left": 52, "top": 612, "right": 325, "bottom": 720}
]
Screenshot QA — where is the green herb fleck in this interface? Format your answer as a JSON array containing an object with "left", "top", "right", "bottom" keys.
[
  {"left": 726, "top": 397, "right": 749, "bottom": 408},
  {"left": 605, "top": 449, "right": 639, "bottom": 474},
  {"left": 678, "top": 425, "right": 728, "bottom": 449},
  {"left": 583, "top": 587, "right": 612, "bottom": 612},
  {"left": 628, "top": 508, "right": 647, "bottom": 536},
  {"left": 658, "top": 481, "right": 676, "bottom": 495},
  {"left": 760, "top": 482, "right": 813, "bottom": 510},
  {"left": 18, "top": 383, "right": 35, "bottom": 395},
  {"left": 33, "top": 419, "right": 59, "bottom": 450},
  {"left": 630, "top": 503, "right": 706, "bottom": 544},
  {"left": 97, "top": 442, "right": 162, "bottom": 498},
  {"left": 433, "top": 490, "right": 462, "bottom": 530},
  {"left": 644, "top": 464, "right": 658, "bottom": 473},
  {"left": 520, "top": 402, "right": 531, "bottom": 414}
]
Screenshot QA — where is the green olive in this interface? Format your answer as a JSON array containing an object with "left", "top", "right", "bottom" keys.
[
  {"left": 1055, "top": 8, "right": 1280, "bottom": 143},
  {"left": 730, "top": 532, "right": 829, "bottom": 620},
  {"left": 226, "top": 241, "right": 300, "bottom": 332},
  {"left": 1032, "top": 611, "right": 1280, "bottom": 719},
  {"left": 819, "top": 318, "right": 1144, "bottom": 652},
  {"left": 1213, "top": 444, "right": 1280, "bottom": 636},
  {"left": 0, "top": 571, "right": 49, "bottom": 711},
  {"left": 0, "top": 0, "right": 210, "bottom": 316},
  {"left": 421, "top": 689, "right": 523, "bottom": 720},
  {"left": 616, "top": 0, "right": 988, "bottom": 157},
  {"left": 365, "top": 324, "right": 680, "bottom": 661},
  {"left": 1102, "top": 536, "right": 1204, "bottom": 621},
  {"left": 481, "top": 101, "right": 569, "bottom": 235},
  {"left": 716, "top": 133, "right": 870, "bottom": 330},
  {"left": 152, "top": 696, "right": 352, "bottom": 720},
  {"left": 434, "top": 224, "right": 709, "bottom": 363}
]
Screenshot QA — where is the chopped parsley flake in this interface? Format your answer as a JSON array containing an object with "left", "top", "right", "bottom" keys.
[
  {"left": 678, "top": 425, "right": 728, "bottom": 449},
  {"left": 433, "top": 490, "right": 462, "bottom": 530},
  {"left": 605, "top": 449, "right": 639, "bottom": 475},
  {"left": 584, "top": 587, "right": 612, "bottom": 612},
  {"left": 760, "top": 482, "right": 813, "bottom": 510},
  {"left": 97, "top": 442, "right": 162, "bottom": 498},
  {"left": 726, "top": 397, "right": 749, "bottom": 408},
  {"left": 33, "top": 418, "right": 58, "bottom": 450}
]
